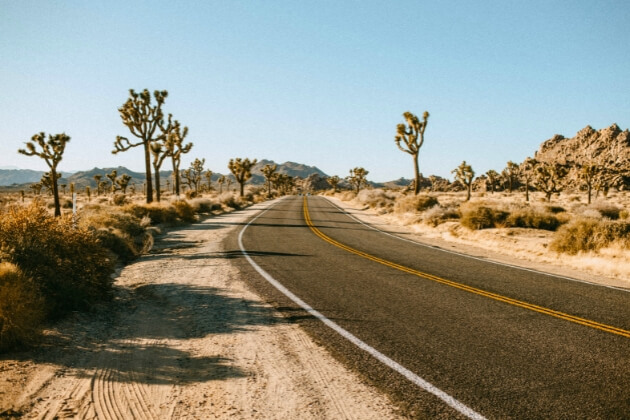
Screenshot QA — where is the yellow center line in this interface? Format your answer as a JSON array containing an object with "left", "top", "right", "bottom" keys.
[{"left": 303, "top": 197, "right": 630, "bottom": 339}]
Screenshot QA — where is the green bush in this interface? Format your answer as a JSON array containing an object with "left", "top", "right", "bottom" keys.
[
  {"left": 460, "top": 203, "right": 508, "bottom": 230},
  {"left": 0, "top": 202, "right": 114, "bottom": 318},
  {"left": 550, "top": 218, "right": 630, "bottom": 254},
  {"left": 0, "top": 263, "right": 45, "bottom": 350}
]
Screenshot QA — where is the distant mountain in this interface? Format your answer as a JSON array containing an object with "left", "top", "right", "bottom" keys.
[
  {"left": 246, "top": 159, "right": 328, "bottom": 184},
  {"left": 67, "top": 167, "right": 153, "bottom": 188},
  {"left": 0, "top": 169, "right": 73, "bottom": 186}
]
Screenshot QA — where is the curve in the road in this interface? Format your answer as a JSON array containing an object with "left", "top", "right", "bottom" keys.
[
  {"left": 238, "top": 197, "right": 486, "bottom": 420},
  {"left": 303, "top": 197, "right": 630, "bottom": 339}
]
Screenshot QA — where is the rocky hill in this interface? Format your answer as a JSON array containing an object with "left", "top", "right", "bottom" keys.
[{"left": 533, "top": 123, "right": 630, "bottom": 189}]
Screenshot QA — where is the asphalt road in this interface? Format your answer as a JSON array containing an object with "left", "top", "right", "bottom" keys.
[{"left": 226, "top": 195, "right": 630, "bottom": 419}]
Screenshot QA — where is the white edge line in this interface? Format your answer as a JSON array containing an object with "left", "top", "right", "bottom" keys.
[
  {"left": 323, "top": 197, "right": 630, "bottom": 293},
  {"left": 237, "top": 198, "right": 487, "bottom": 420}
]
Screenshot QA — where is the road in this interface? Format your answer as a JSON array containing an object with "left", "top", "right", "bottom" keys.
[{"left": 228, "top": 195, "right": 630, "bottom": 419}]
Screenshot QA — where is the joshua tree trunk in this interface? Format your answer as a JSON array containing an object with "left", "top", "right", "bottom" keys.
[
  {"left": 51, "top": 168, "right": 61, "bottom": 217},
  {"left": 413, "top": 157, "right": 421, "bottom": 195}
]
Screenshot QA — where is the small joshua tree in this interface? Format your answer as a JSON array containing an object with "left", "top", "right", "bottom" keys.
[
  {"left": 217, "top": 175, "right": 226, "bottom": 193},
  {"left": 116, "top": 174, "right": 132, "bottom": 194},
  {"left": 485, "top": 169, "right": 499, "bottom": 194},
  {"left": 106, "top": 170, "right": 119, "bottom": 194},
  {"left": 204, "top": 170, "right": 213, "bottom": 192},
  {"left": 188, "top": 158, "right": 205, "bottom": 195},
  {"left": 93, "top": 174, "right": 102, "bottom": 196},
  {"left": 327, "top": 175, "right": 341, "bottom": 192},
  {"left": 452, "top": 161, "right": 475, "bottom": 201},
  {"left": 520, "top": 157, "right": 538, "bottom": 202},
  {"left": 18, "top": 132, "right": 70, "bottom": 217},
  {"left": 502, "top": 161, "right": 520, "bottom": 193},
  {"left": 261, "top": 164, "right": 277, "bottom": 197},
  {"left": 535, "top": 162, "right": 568, "bottom": 202},
  {"left": 228, "top": 158, "right": 258, "bottom": 197},
  {"left": 579, "top": 162, "right": 600, "bottom": 204},
  {"left": 165, "top": 121, "right": 192, "bottom": 197},
  {"left": 395, "top": 111, "right": 429, "bottom": 195},
  {"left": 347, "top": 167, "right": 369, "bottom": 193},
  {"left": 113, "top": 89, "right": 168, "bottom": 203}
]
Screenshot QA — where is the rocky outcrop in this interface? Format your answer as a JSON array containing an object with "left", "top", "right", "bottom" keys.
[{"left": 533, "top": 123, "right": 630, "bottom": 189}]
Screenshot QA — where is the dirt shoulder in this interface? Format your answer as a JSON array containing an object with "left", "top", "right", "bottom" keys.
[
  {"left": 0, "top": 200, "right": 402, "bottom": 419},
  {"left": 326, "top": 196, "right": 630, "bottom": 291}
]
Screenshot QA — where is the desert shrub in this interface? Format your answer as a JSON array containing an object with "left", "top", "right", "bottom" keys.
[
  {"left": 620, "top": 210, "right": 629, "bottom": 220},
  {"left": 61, "top": 198, "right": 73, "bottom": 209},
  {"left": 504, "top": 208, "right": 563, "bottom": 231},
  {"left": 173, "top": 200, "right": 197, "bottom": 223},
  {"left": 112, "top": 193, "right": 128, "bottom": 206},
  {"left": 422, "top": 204, "right": 460, "bottom": 226},
  {"left": 356, "top": 189, "right": 396, "bottom": 211},
  {"left": 124, "top": 203, "right": 178, "bottom": 225},
  {"left": 338, "top": 191, "right": 357, "bottom": 201},
  {"left": 545, "top": 205, "right": 565, "bottom": 214},
  {"left": 591, "top": 203, "right": 621, "bottom": 220},
  {"left": 190, "top": 198, "right": 220, "bottom": 214},
  {"left": 550, "top": 218, "right": 630, "bottom": 254},
  {"left": 219, "top": 193, "right": 243, "bottom": 210},
  {"left": 185, "top": 190, "right": 198, "bottom": 199},
  {"left": 394, "top": 194, "right": 439, "bottom": 213},
  {"left": 460, "top": 203, "right": 508, "bottom": 230},
  {"left": 0, "top": 263, "right": 45, "bottom": 350},
  {"left": 0, "top": 203, "right": 114, "bottom": 318}
]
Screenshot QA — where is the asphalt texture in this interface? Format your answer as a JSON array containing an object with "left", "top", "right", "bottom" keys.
[{"left": 225, "top": 196, "right": 630, "bottom": 419}]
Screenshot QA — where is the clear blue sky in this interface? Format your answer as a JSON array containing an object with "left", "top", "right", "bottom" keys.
[{"left": 1, "top": 1, "right": 629, "bottom": 181}]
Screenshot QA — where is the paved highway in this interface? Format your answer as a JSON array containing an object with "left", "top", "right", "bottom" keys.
[{"left": 227, "top": 195, "right": 630, "bottom": 419}]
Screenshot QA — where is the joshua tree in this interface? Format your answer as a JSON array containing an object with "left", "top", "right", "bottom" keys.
[
  {"left": 93, "top": 174, "right": 102, "bottom": 196},
  {"left": 60, "top": 184, "right": 67, "bottom": 195},
  {"left": 452, "top": 161, "right": 475, "bottom": 201},
  {"left": 30, "top": 183, "right": 43, "bottom": 195},
  {"left": 327, "top": 175, "right": 341, "bottom": 192},
  {"left": 86, "top": 186, "right": 91, "bottom": 202},
  {"left": 99, "top": 181, "right": 109, "bottom": 196},
  {"left": 188, "top": 158, "right": 205, "bottom": 195},
  {"left": 113, "top": 89, "right": 168, "bottom": 203},
  {"left": 502, "top": 161, "right": 520, "bottom": 193},
  {"left": 395, "top": 111, "right": 429, "bottom": 195},
  {"left": 579, "top": 162, "right": 600, "bottom": 204},
  {"left": 261, "top": 164, "right": 277, "bottom": 197},
  {"left": 217, "top": 175, "right": 226, "bottom": 193},
  {"left": 535, "top": 162, "right": 568, "bottom": 202},
  {"left": 18, "top": 132, "right": 70, "bottom": 217},
  {"left": 228, "top": 158, "right": 258, "bottom": 197},
  {"left": 520, "top": 157, "right": 538, "bottom": 202},
  {"left": 106, "top": 170, "right": 119, "bottom": 194},
  {"left": 485, "top": 169, "right": 499, "bottom": 194},
  {"left": 204, "top": 170, "right": 213, "bottom": 192},
  {"left": 226, "top": 178, "right": 233, "bottom": 192},
  {"left": 347, "top": 167, "right": 369, "bottom": 193},
  {"left": 116, "top": 174, "right": 132, "bottom": 194},
  {"left": 164, "top": 121, "right": 192, "bottom": 197}
]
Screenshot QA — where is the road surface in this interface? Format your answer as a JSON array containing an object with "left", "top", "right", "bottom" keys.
[{"left": 230, "top": 195, "right": 630, "bottom": 419}]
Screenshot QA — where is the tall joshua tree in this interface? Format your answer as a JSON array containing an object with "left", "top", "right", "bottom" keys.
[
  {"left": 18, "top": 132, "right": 69, "bottom": 217},
  {"left": 452, "top": 161, "right": 475, "bottom": 201},
  {"left": 485, "top": 169, "right": 499, "bottom": 194},
  {"left": 106, "top": 170, "right": 118, "bottom": 194},
  {"left": 217, "top": 175, "right": 226, "bottom": 193},
  {"left": 520, "top": 157, "right": 538, "bottom": 202},
  {"left": 261, "top": 163, "right": 277, "bottom": 197},
  {"left": 579, "top": 162, "right": 600, "bottom": 204},
  {"left": 116, "top": 174, "right": 132, "bottom": 194},
  {"left": 113, "top": 89, "right": 168, "bottom": 203},
  {"left": 93, "top": 174, "right": 102, "bottom": 196},
  {"left": 228, "top": 158, "right": 258, "bottom": 197},
  {"left": 395, "top": 111, "right": 429, "bottom": 195},
  {"left": 535, "top": 162, "right": 568, "bottom": 202}
]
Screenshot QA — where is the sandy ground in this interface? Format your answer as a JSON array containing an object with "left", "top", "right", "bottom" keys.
[
  {"left": 0, "top": 200, "right": 402, "bottom": 419},
  {"left": 327, "top": 196, "right": 630, "bottom": 290}
]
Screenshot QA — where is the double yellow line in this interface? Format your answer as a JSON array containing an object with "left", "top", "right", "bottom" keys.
[{"left": 303, "top": 197, "right": 630, "bottom": 339}]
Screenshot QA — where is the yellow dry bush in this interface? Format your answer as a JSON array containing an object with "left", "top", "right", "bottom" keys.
[
  {"left": 173, "top": 200, "right": 197, "bottom": 223},
  {"left": 550, "top": 218, "right": 630, "bottom": 254},
  {"left": 0, "top": 202, "right": 114, "bottom": 318},
  {"left": 393, "top": 194, "right": 439, "bottom": 214},
  {"left": 0, "top": 263, "right": 44, "bottom": 350}
]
